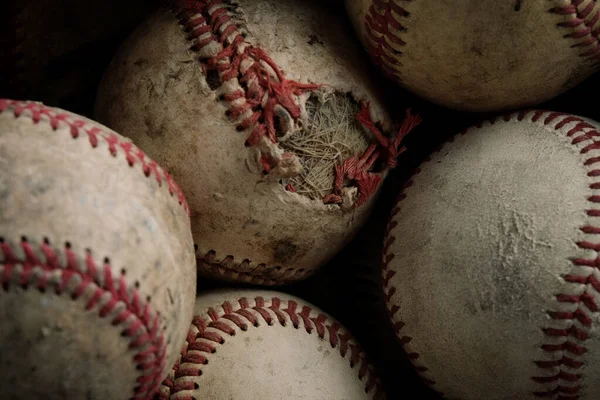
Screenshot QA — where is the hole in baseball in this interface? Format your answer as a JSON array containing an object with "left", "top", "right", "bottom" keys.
[
  {"left": 65, "top": 241, "right": 71, "bottom": 249},
  {"left": 43, "top": 237, "right": 49, "bottom": 245},
  {"left": 244, "top": 140, "right": 251, "bottom": 147},
  {"left": 194, "top": 383, "right": 199, "bottom": 389},
  {"left": 205, "top": 69, "right": 221, "bottom": 91},
  {"left": 134, "top": 281, "right": 140, "bottom": 289},
  {"left": 273, "top": 111, "right": 290, "bottom": 138},
  {"left": 103, "top": 257, "right": 110, "bottom": 264},
  {"left": 21, "top": 235, "right": 27, "bottom": 242},
  {"left": 293, "top": 323, "right": 299, "bottom": 329},
  {"left": 278, "top": 92, "right": 369, "bottom": 201},
  {"left": 146, "top": 296, "right": 151, "bottom": 302},
  {"left": 514, "top": 0, "right": 522, "bottom": 11},
  {"left": 0, "top": 237, "right": 4, "bottom": 243},
  {"left": 235, "top": 124, "right": 245, "bottom": 132},
  {"left": 120, "top": 268, "right": 126, "bottom": 275},
  {"left": 241, "top": 325, "right": 248, "bottom": 331}
]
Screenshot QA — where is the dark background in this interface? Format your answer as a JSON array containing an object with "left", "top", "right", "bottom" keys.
[{"left": 3, "top": 1, "right": 600, "bottom": 399}]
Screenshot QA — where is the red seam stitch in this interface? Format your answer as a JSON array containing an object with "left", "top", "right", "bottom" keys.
[
  {"left": 363, "top": 0, "right": 600, "bottom": 84},
  {"left": 162, "top": 296, "right": 386, "bottom": 399},
  {"left": 197, "top": 249, "right": 314, "bottom": 285},
  {"left": 551, "top": 0, "right": 600, "bottom": 59},
  {"left": 364, "top": 0, "right": 407, "bottom": 80},
  {"left": 0, "top": 99, "right": 190, "bottom": 215},
  {"left": 173, "top": 0, "right": 419, "bottom": 209},
  {"left": 0, "top": 238, "right": 166, "bottom": 399},
  {"left": 382, "top": 109, "right": 600, "bottom": 397}
]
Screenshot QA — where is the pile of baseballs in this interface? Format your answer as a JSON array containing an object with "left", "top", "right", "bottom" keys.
[{"left": 2, "top": 1, "right": 600, "bottom": 399}]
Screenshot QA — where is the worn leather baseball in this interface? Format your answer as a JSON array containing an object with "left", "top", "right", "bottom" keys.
[
  {"left": 0, "top": 100, "right": 196, "bottom": 399},
  {"left": 155, "top": 288, "right": 386, "bottom": 400},
  {"left": 95, "top": 0, "right": 420, "bottom": 285},
  {"left": 383, "top": 111, "right": 600, "bottom": 398},
  {"left": 346, "top": 0, "right": 600, "bottom": 111}
]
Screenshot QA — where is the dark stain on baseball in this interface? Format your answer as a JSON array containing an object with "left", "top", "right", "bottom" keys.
[{"left": 272, "top": 239, "right": 298, "bottom": 263}]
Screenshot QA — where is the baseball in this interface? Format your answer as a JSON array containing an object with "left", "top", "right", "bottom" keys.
[
  {"left": 383, "top": 111, "right": 600, "bottom": 398},
  {"left": 95, "top": 0, "right": 420, "bottom": 285},
  {"left": 345, "top": 0, "right": 600, "bottom": 111},
  {"left": 0, "top": 100, "right": 196, "bottom": 399},
  {"left": 155, "top": 288, "right": 385, "bottom": 400}
]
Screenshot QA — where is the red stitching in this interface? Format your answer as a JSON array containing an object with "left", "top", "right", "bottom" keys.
[
  {"left": 383, "top": 110, "right": 600, "bottom": 398},
  {"left": 173, "top": 0, "right": 420, "bottom": 207},
  {"left": 197, "top": 249, "right": 314, "bottom": 285},
  {"left": 0, "top": 99, "right": 189, "bottom": 215},
  {"left": 157, "top": 296, "right": 385, "bottom": 399},
  {"left": 363, "top": 0, "right": 409, "bottom": 80},
  {"left": 552, "top": 0, "right": 600, "bottom": 59},
  {"left": 364, "top": 0, "right": 600, "bottom": 82},
  {"left": 0, "top": 237, "right": 166, "bottom": 399}
]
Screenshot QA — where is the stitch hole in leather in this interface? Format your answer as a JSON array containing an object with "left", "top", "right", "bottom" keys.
[
  {"left": 205, "top": 69, "right": 220, "bottom": 91},
  {"left": 514, "top": 0, "right": 522, "bottom": 11}
]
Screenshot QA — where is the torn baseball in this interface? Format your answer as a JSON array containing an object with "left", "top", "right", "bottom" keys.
[{"left": 95, "top": 0, "right": 420, "bottom": 285}]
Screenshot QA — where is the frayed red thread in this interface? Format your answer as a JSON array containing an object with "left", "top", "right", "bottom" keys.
[
  {"left": 175, "top": 1, "right": 420, "bottom": 208},
  {"left": 325, "top": 102, "right": 421, "bottom": 207},
  {"left": 177, "top": 1, "right": 319, "bottom": 150}
]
